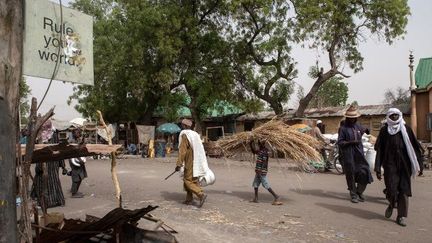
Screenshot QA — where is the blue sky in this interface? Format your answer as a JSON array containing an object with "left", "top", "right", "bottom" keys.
[{"left": 29, "top": 0, "right": 432, "bottom": 120}]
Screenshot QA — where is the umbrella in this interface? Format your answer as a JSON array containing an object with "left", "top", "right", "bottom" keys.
[{"left": 156, "top": 123, "right": 181, "bottom": 134}]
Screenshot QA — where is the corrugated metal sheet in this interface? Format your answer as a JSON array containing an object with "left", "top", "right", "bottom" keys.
[
  {"left": 237, "top": 104, "right": 410, "bottom": 121},
  {"left": 236, "top": 111, "right": 277, "bottom": 121},
  {"left": 306, "top": 104, "right": 410, "bottom": 118},
  {"left": 415, "top": 57, "right": 432, "bottom": 90}
]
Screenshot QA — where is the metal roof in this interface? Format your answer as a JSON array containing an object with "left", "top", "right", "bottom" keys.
[
  {"left": 415, "top": 57, "right": 432, "bottom": 90},
  {"left": 236, "top": 111, "right": 277, "bottom": 121},
  {"left": 236, "top": 104, "right": 410, "bottom": 121},
  {"left": 305, "top": 104, "right": 410, "bottom": 118}
]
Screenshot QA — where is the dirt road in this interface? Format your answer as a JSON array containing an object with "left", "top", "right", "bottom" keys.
[{"left": 53, "top": 157, "right": 432, "bottom": 242}]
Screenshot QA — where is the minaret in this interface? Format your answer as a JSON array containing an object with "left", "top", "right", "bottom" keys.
[{"left": 409, "top": 51, "right": 417, "bottom": 136}]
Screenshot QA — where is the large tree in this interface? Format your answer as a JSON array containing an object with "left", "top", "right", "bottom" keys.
[
  {"left": 230, "top": 0, "right": 297, "bottom": 115},
  {"left": 70, "top": 0, "right": 186, "bottom": 123},
  {"left": 308, "top": 67, "right": 348, "bottom": 108},
  {"left": 293, "top": 0, "right": 410, "bottom": 116},
  {"left": 0, "top": 0, "right": 23, "bottom": 241},
  {"left": 167, "top": 0, "right": 240, "bottom": 133},
  {"left": 70, "top": 1, "right": 248, "bottom": 132}
]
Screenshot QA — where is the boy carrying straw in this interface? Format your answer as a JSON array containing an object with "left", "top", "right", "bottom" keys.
[{"left": 250, "top": 140, "right": 283, "bottom": 205}]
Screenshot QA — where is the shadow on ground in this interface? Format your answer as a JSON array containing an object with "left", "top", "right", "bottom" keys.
[
  {"left": 160, "top": 189, "right": 292, "bottom": 204},
  {"left": 316, "top": 202, "right": 387, "bottom": 221},
  {"left": 205, "top": 189, "right": 293, "bottom": 203},
  {"left": 291, "top": 189, "right": 387, "bottom": 205}
]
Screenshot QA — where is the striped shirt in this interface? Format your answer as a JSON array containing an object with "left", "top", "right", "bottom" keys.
[{"left": 255, "top": 149, "right": 269, "bottom": 175}]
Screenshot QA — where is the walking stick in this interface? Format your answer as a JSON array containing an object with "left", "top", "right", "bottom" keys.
[{"left": 164, "top": 170, "right": 177, "bottom": 180}]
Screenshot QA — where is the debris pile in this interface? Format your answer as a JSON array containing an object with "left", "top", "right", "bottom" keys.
[{"left": 34, "top": 206, "right": 177, "bottom": 243}]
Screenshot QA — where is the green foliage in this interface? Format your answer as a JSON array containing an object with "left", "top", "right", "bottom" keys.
[
  {"left": 155, "top": 91, "right": 189, "bottom": 123},
  {"left": 308, "top": 77, "right": 349, "bottom": 108},
  {"left": 69, "top": 0, "right": 253, "bottom": 126},
  {"left": 230, "top": 0, "right": 296, "bottom": 114},
  {"left": 19, "top": 77, "right": 31, "bottom": 125},
  {"left": 68, "top": 0, "right": 410, "bottom": 121},
  {"left": 293, "top": 0, "right": 409, "bottom": 116},
  {"left": 293, "top": 0, "right": 410, "bottom": 73},
  {"left": 69, "top": 0, "right": 185, "bottom": 123}
]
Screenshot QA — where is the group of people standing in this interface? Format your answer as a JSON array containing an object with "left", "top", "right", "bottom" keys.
[
  {"left": 30, "top": 128, "right": 88, "bottom": 210},
  {"left": 175, "top": 107, "right": 424, "bottom": 228},
  {"left": 338, "top": 105, "right": 424, "bottom": 227}
]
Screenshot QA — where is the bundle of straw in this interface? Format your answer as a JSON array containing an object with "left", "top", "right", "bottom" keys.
[{"left": 217, "top": 119, "right": 322, "bottom": 166}]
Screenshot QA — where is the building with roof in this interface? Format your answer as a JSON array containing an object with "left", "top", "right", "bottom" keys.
[
  {"left": 412, "top": 56, "right": 432, "bottom": 142},
  {"left": 235, "top": 104, "right": 410, "bottom": 137}
]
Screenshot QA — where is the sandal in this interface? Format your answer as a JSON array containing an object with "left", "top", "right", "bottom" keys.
[
  {"left": 182, "top": 200, "right": 194, "bottom": 205},
  {"left": 272, "top": 200, "right": 283, "bottom": 205}
]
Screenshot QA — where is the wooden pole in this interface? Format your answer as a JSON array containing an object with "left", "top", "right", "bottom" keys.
[
  {"left": 409, "top": 52, "right": 417, "bottom": 136},
  {"left": 0, "top": 98, "right": 18, "bottom": 243},
  {"left": 96, "top": 110, "right": 122, "bottom": 207},
  {"left": 19, "top": 98, "right": 54, "bottom": 242},
  {"left": 0, "top": 0, "right": 24, "bottom": 242}
]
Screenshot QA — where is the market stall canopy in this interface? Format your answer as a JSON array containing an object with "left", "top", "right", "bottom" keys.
[
  {"left": 97, "top": 124, "right": 116, "bottom": 142},
  {"left": 156, "top": 123, "right": 181, "bottom": 134},
  {"left": 70, "top": 117, "right": 87, "bottom": 127},
  {"left": 51, "top": 118, "right": 72, "bottom": 131}
]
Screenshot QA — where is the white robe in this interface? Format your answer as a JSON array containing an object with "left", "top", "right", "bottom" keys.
[{"left": 178, "top": 130, "right": 209, "bottom": 178}]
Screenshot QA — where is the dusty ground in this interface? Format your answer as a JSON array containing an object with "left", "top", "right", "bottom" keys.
[{"left": 51, "top": 156, "right": 432, "bottom": 243}]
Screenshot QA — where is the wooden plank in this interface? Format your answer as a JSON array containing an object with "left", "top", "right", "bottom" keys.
[{"left": 20, "top": 143, "right": 122, "bottom": 163}]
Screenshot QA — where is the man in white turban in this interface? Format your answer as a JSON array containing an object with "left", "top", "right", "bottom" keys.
[
  {"left": 374, "top": 108, "right": 423, "bottom": 227},
  {"left": 175, "top": 119, "right": 208, "bottom": 207}
]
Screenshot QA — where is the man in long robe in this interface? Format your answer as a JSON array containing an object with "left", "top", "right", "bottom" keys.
[
  {"left": 31, "top": 160, "right": 67, "bottom": 208},
  {"left": 68, "top": 129, "right": 88, "bottom": 198},
  {"left": 374, "top": 108, "right": 422, "bottom": 227},
  {"left": 338, "top": 105, "right": 373, "bottom": 203},
  {"left": 175, "top": 119, "right": 208, "bottom": 208}
]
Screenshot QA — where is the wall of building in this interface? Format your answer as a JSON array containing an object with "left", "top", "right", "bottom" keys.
[
  {"left": 303, "top": 115, "right": 411, "bottom": 137},
  {"left": 235, "top": 113, "right": 415, "bottom": 138},
  {"left": 430, "top": 89, "right": 432, "bottom": 142},
  {"left": 416, "top": 92, "right": 430, "bottom": 141}
]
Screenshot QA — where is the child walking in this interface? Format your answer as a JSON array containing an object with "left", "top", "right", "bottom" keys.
[{"left": 250, "top": 140, "right": 282, "bottom": 205}]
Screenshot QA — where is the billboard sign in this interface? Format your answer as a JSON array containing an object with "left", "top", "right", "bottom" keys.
[{"left": 23, "top": 0, "right": 94, "bottom": 85}]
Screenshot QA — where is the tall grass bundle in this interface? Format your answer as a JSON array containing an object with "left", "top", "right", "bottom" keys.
[{"left": 217, "top": 119, "right": 322, "bottom": 166}]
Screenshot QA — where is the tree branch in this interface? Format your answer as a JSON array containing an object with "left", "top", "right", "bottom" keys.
[
  {"left": 336, "top": 70, "right": 351, "bottom": 78},
  {"left": 198, "top": 0, "right": 220, "bottom": 25}
]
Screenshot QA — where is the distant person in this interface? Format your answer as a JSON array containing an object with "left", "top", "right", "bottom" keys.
[
  {"left": 250, "top": 140, "right": 282, "bottom": 205},
  {"left": 68, "top": 157, "right": 87, "bottom": 198},
  {"left": 338, "top": 105, "right": 373, "bottom": 203},
  {"left": 313, "top": 120, "right": 331, "bottom": 171},
  {"left": 68, "top": 129, "right": 88, "bottom": 198},
  {"left": 374, "top": 108, "right": 423, "bottom": 227},
  {"left": 127, "top": 143, "right": 137, "bottom": 155},
  {"left": 175, "top": 119, "right": 208, "bottom": 207}
]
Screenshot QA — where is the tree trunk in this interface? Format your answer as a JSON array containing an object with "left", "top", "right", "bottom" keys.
[
  {"left": 0, "top": 0, "right": 23, "bottom": 242},
  {"left": 188, "top": 98, "right": 203, "bottom": 135},
  {"left": 0, "top": 99, "right": 17, "bottom": 243},
  {"left": 139, "top": 95, "right": 160, "bottom": 125},
  {"left": 269, "top": 100, "right": 283, "bottom": 115},
  {"left": 295, "top": 71, "right": 335, "bottom": 117}
]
